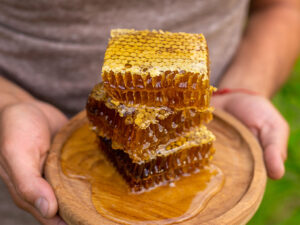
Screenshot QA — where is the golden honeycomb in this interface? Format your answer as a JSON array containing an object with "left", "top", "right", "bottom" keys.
[
  {"left": 99, "top": 126, "right": 215, "bottom": 192},
  {"left": 87, "top": 29, "right": 217, "bottom": 192},
  {"left": 87, "top": 83, "right": 213, "bottom": 162},
  {"left": 101, "top": 29, "right": 214, "bottom": 108}
]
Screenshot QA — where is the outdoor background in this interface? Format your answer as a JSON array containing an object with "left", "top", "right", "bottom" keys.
[{"left": 248, "top": 57, "right": 300, "bottom": 225}]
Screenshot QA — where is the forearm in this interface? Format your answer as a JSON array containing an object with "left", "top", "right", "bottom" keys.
[{"left": 218, "top": 0, "right": 300, "bottom": 98}]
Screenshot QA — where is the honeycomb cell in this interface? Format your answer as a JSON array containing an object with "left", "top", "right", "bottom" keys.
[
  {"left": 99, "top": 127, "right": 215, "bottom": 192},
  {"left": 101, "top": 29, "right": 214, "bottom": 108},
  {"left": 86, "top": 84, "right": 213, "bottom": 163}
]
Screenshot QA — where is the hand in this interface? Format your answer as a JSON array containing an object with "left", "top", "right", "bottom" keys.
[
  {"left": 0, "top": 101, "right": 68, "bottom": 225},
  {"left": 212, "top": 93, "right": 289, "bottom": 179}
]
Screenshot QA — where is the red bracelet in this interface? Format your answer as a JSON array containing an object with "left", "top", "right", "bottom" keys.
[{"left": 213, "top": 88, "right": 259, "bottom": 96}]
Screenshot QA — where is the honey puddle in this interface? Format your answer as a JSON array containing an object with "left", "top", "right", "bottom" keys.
[{"left": 61, "top": 124, "right": 224, "bottom": 224}]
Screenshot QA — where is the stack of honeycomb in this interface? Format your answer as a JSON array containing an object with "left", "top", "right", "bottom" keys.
[{"left": 86, "top": 29, "right": 216, "bottom": 192}]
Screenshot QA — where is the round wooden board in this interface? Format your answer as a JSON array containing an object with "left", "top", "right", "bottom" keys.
[{"left": 45, "top": 109, "right": 266, "bottom": 225}]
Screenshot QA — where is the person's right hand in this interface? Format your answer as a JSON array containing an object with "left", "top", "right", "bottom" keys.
[
  {"left": 0, "top": 100, "right": 68, "bottom": 225},
  {"left": 212, "top": 92, "right": 289, "bottom": 179}
]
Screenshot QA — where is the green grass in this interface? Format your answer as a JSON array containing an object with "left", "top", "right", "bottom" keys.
[{"left": 248, "top": 58, "right": 300, "bottom": 225}]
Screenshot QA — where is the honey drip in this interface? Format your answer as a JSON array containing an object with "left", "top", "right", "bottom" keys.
[{"left": 61, "top": 124, "right": 224, "bottom": 224}]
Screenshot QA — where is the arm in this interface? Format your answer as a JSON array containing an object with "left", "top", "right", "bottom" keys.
[
  {"left": 0, "top": 76, "right": 67, "bottom": 225},
  {"left": 219, "top": 0, "right": 300, "bottom": 97},
  {"left": 213, "top": 0, "right": 300, "bottom": 178}
]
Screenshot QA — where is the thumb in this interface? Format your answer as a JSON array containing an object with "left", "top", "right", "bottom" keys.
[
  {"left": 259, "top": 114, "right": 289, "bottom": 179},
  {"left": 8, "top": 152, "right": 58, "bottom": 218}
]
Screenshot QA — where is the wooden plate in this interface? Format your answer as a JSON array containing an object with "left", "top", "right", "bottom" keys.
[{"left": 45, "top": 109, "right": 266, "bottom": 225}]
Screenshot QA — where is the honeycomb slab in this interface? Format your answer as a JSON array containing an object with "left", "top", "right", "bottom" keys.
[
  {"left": 87, "top": 83, "right": 213, "bottom": 162},
  {"left": 99, "top": 127, "right": 215, "bottom": 192},
  {"left": 102, "top": 29, "right": 214, "bottom": 108}
]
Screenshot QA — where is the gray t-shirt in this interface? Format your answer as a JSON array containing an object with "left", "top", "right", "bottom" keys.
[{"left": 0, "top": 0, "right": 249, "bottom": 116}]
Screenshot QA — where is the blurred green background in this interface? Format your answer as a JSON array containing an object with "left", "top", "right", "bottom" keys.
[{"left": 248, "top": 58, "right": 300, "bottom": 225}]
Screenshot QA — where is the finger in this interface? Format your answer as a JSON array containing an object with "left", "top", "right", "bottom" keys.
[
  {"left": 260, "top": 114, "right": 289, "bottom": 179},
  {"left": 0, "top": 165, "right": 67, "bottom": 225}
]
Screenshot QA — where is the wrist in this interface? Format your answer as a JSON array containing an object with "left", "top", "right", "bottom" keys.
[
  {"left": 211, "top": 87, "right": 267, "bottom": 110},
  {"left": 217, "top": 74, "right": 275, "bottom": 98},
  {"left": 213, "top": 88, "right": 260, "bottom": 97}
]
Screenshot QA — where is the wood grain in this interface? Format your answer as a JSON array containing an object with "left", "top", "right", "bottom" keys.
[{"left": 45, "top": 109, "right": 266, "bottom": 225}]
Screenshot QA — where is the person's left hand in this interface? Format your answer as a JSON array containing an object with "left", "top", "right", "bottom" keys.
[
  {"left": 212, "top": 93, "right": 289, "bottom": 179},
  {"left": 0, "top": 100, "right": 68, "bottom": 225}
]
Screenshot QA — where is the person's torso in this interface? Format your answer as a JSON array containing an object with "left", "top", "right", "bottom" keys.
[{"left": 0, "top": 0, "right": 249, "bottom": 116}]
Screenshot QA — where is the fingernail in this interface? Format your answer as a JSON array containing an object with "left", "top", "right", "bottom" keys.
[{"left": 35, "top": 197, "right": 49, "bottom": 217}]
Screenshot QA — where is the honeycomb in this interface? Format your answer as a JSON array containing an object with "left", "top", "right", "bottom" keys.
[
  {"left": 99, "top": 127, "right": 215, "bottom": 192},
  {"left": 87, "top": 29, "right": 217, "bottom": 192},
  {"left": 87, "top": 84, "right": 213, "bottom": 163},
  {"left": 101, "top": 29, "right": 214, "bottom": 108}
]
